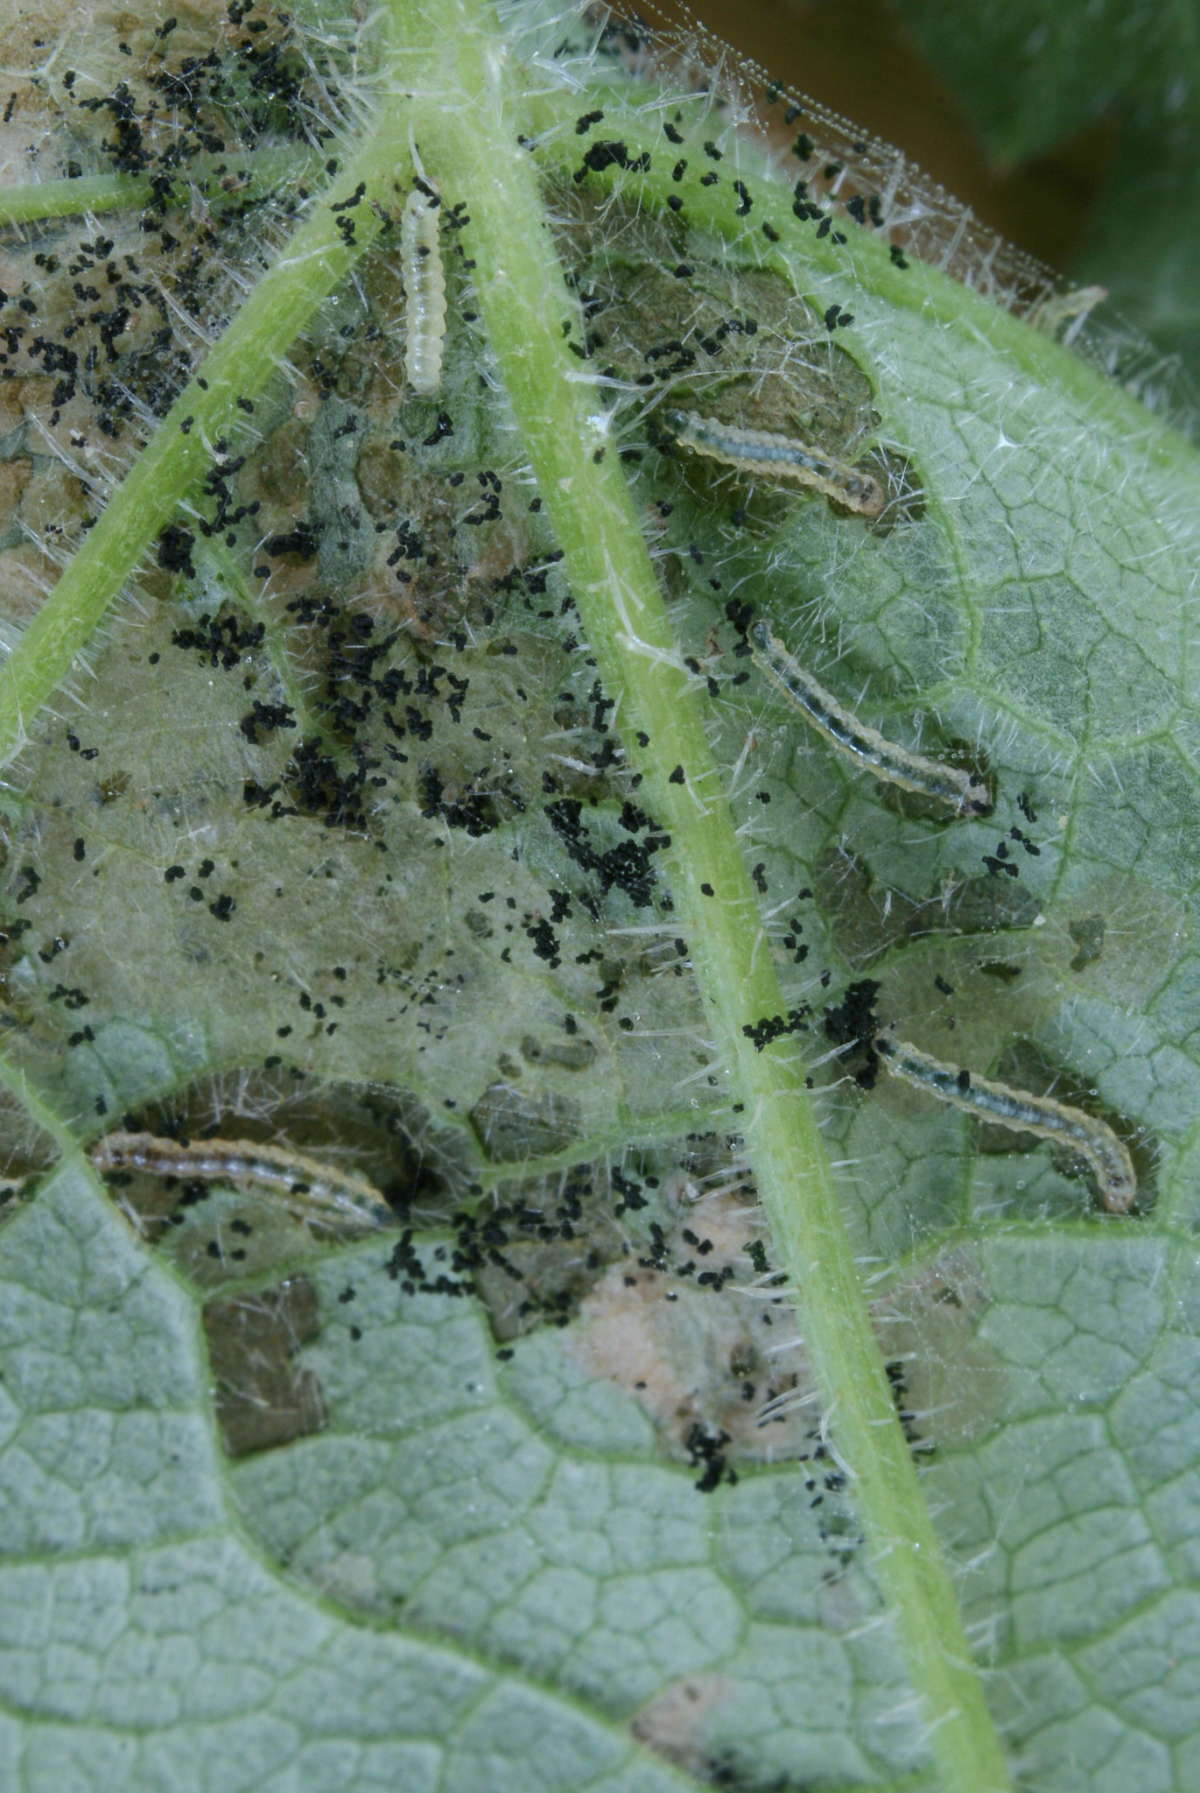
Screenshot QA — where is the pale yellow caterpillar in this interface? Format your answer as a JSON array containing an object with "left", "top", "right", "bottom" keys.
[
  {"left": 751, "top": 621, "right": 990, "bottom": 817},
  {"left": 875, "top": 1036, "right": 1137, "bottom": 1213},
  {"left": 1029, "top": 284, "right": 1107, "bottom": 344},
  {"left": 401, "top": 185, "right": 446, "bottom": 396},
  {"left": 89, "top": 1131, "right": 393, "bottom": 1230},
  {"left": 667, "top": 409, "right": 885, "bottom": 517}
]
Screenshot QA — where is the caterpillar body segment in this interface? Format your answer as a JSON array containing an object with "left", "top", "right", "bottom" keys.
[
  {"left": 875, "top": 1036, "right": 1137, "bottom": 1213},
  {"left": 667, "top": 408, "right": 885, "bottom": 517},
  {"left": 401, "top": 187, "right": 446, "bottom": 396},
  {"left": 750, "top": 622, "right": 990, "bottom": 817},
  {"left": 90, "top": 1130, "right": 394, "bottom": 1230}
]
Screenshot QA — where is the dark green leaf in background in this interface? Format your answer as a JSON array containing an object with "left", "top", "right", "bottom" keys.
[{"left": 891, "top": 0, "right": 1200, "bottom": 387}]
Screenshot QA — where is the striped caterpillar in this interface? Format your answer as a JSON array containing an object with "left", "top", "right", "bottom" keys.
[
  {"left": 875, "top": 1036, "right": 1137, "bottom": 1213},
  {"left": 751, "top": 621, "right": 990, "bottom": 817},
  {"left": 401, "top": 185, "right": 446, "bottom": 396},
  {"left": 89, "top": 1131, "right": 393, "bottom": 1231},
  {"left": 667, "top": 409, "right": 885, "bottom": 517}
]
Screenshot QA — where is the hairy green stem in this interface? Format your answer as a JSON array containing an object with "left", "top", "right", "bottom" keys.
[
  {"left": 395, "top": 1, "right": 1014, "bottom": 1788},
  {"left": 0, "top": 145, "right": 311, "bottom": 226}
]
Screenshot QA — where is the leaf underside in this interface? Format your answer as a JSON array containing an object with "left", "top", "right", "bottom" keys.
[{"left": 1, "top": 4, "right": 1198, "bottom": 1792}]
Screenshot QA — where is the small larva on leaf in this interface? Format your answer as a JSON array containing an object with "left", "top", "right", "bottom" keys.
[
  {"left": 89, "top": 1131, "right": 394, "bottom": 1230},
  {"left": 401, "top": 185, "right": 446, "bottom": 396},
  {"left": 666, "top": 408, "right": 885, "bottom": 517},
  {"left": 1028, "top": 283, "right": 1107, "bottom": 345},
  {"left": 751, "top": 621, "right": 991, "bottom": 817},
  {"left": 874, "top": 1035, "right": 1137, "bottom": 1213}
]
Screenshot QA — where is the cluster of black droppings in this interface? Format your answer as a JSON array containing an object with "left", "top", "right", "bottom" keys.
[
  {"left": 684, "top": 1420, "right": 735, "bottom": 1493},
  {"left": 886, "top": 1358, "right": 934, "bottom": 1459},
  {"left": 281, "top": 736, "right": 379, "bottom": 833},
  {"left": 822, "top": 979, "right": 882, "bottom": 1088},
  {"left": 170, "top": 609, "right": 264, "bottom": 669},
  {"left": 981, "top": 816, "right": 1044, "bottom": 881},
  {"left": 76, "top": 83, "right": 152, "bottom": 176},
  {"left": 741, "top": 1007, "right": 809, "bottom": 1052},
  {"left": 383, "top": 1170, "right": 605, "bottom": 1329},
  {"left": 263, "top": 522, "right": 320, "bottom": 562},
  {"left": 238, "top": 699, "right": 297, "bottom": 743},
  {"left": 823, "top": 978, "right": 880, "bottom": 1048},
  {"left": 155, "top": 522, "right": 196, "bottom": 575},
  {"left": 545, "top": 798, "right": 668, "bottom": 909},
  {"left": 572, "top": 140, "right": 651, "bottom": 184},
  {"left": 610, "top": 1167, "right": 649, "bottom": 1214}
]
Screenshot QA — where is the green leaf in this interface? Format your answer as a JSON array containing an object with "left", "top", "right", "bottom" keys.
[
  {"left": 1, "top": 3, "right": 1198, "bottom": 1791},
  {"left": 0, "top": 1165, "right": 691, "bottom": 1793}
]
